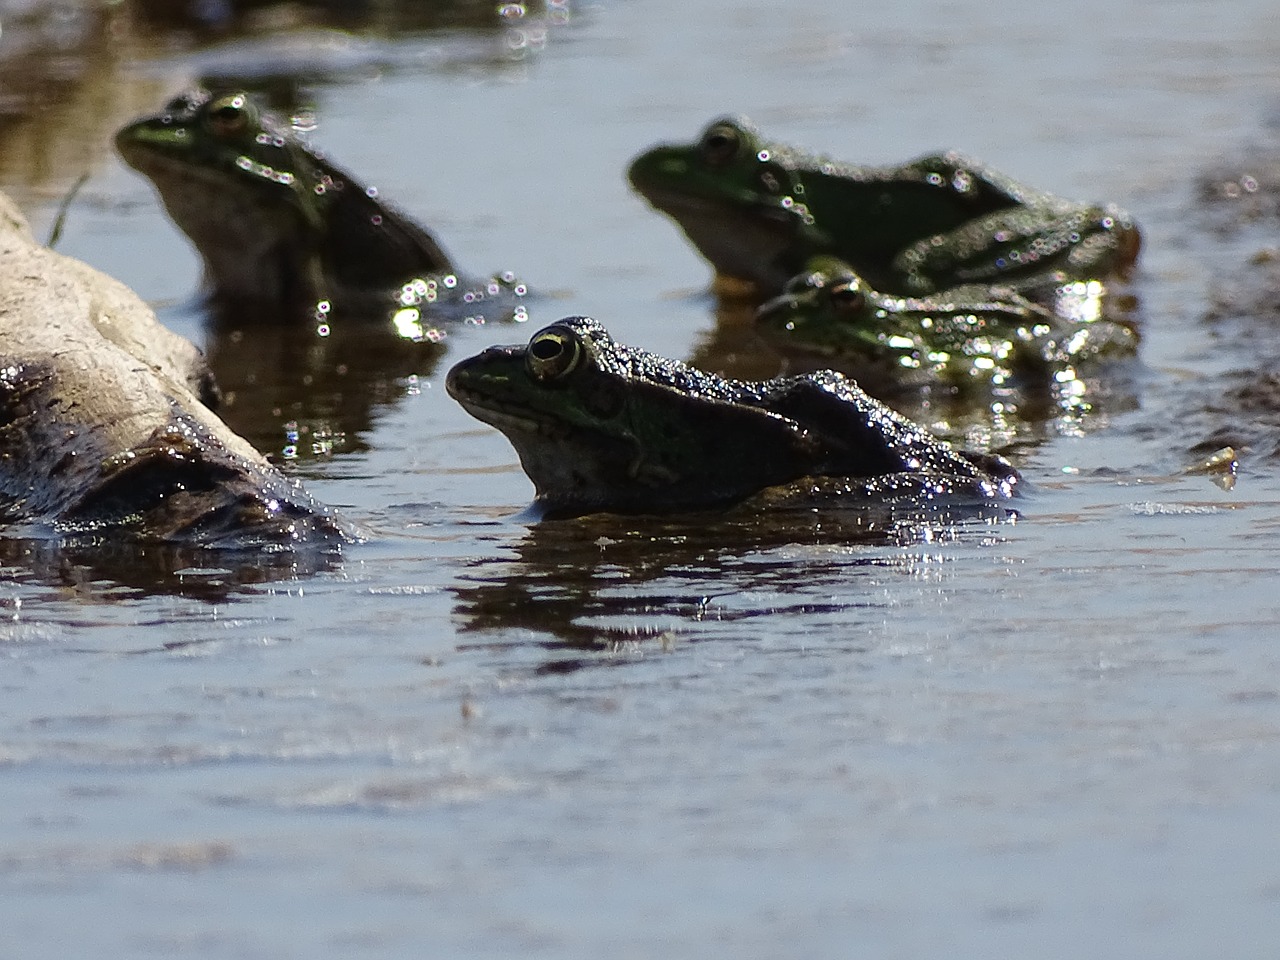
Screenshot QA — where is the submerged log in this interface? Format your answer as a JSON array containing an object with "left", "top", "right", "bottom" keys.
[{"left": 0, "top": 192, "right": 350, "bottom": 547}]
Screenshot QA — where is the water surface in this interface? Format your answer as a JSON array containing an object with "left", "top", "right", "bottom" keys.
[{"left": 4, "top": 1, "right": 1280, "bottom": 956}]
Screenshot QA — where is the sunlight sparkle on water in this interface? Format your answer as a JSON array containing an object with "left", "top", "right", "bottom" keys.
[
  {"left": 1054, "top": 279, "right": 1105, "bottom": 323},
  {"left": 290, "top": 109, "right": 317, "bottom": 133},
  {"left": 393, "top": 307, "right": 425, "bottom": 340}
]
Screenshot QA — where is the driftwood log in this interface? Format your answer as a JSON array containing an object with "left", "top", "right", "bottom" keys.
[{"left": 0, "top": 192, "right": 349, "bottom": 547}]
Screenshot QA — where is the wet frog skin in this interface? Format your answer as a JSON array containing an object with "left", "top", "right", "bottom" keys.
[
  {"left": 756, "top": 256, "right": 1138, "bottom": 400},
  {"left": 446, "top": 316, "right": 1019, "bottom": 517},
  {"left": 628, "top": 116, "right": 1141, "bottom": 299},
  {"left": 116, "top": 89, "right": 457, "bottom": 310}
]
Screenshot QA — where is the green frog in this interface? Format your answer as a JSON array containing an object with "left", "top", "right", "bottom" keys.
[
  {"left": 756, "top": 256, "right": 1138, "bottom": 400},
  {"left": 446, "top": 316, "right": 1020, "bottom": 518},
  {"left": 117, "top": 89, "right": 527, "bottom": 461},
  {"left": 627, "top": 116, "right": 1141, "bottom": 300},
  {"left": 116, "top": 89, "right": 523, "bottom": 321}
]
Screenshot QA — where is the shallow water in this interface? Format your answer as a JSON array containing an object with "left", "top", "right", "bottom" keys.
[{"left": 4, "top": 1, "right": 1280, "bottom": 956}]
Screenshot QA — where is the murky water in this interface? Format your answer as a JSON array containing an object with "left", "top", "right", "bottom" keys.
[{"left": 4, "top": 1, "right": 1280, "bottom": 956}]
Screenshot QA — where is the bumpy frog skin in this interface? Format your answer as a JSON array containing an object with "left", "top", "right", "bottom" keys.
[
  {"left": 116, "top": 90, "right": 456, "bottom": 307},
  {"left": 756, "top": 257, "right": 1138, "bottom": 397},
  {"left": 628, "top": 116, "right": 1141, "bottom": 298},
  {"left": 446, "top": 316, "right": 1019, "bottom": 517}
]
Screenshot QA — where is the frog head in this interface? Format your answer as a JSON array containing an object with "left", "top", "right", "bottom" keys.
[
  {"left": 116, "top": 89, "right": 454, "bottom": 307},
  {"left": 627, "top": 117, "right": 819, "bottom": 296},
  {"left": 116, "top": 90, "right": 331, "bottom": 303},
  {"left": 756, "top": 257, "right": 886, "bottom": 360}
]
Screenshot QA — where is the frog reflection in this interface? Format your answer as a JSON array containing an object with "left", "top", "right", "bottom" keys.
[
  {"left": 452, "top": 507, "right": 1010, "bottom": 655},
  {"left": 199, "top": 304, "right": 448, "bottom": 459}
]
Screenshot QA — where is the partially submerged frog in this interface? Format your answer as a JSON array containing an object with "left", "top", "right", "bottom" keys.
[
  {"left": 628, "top": 116, "right": 1141, "bottom": 300},
  {"left": 116, "top": 89, "right": 524, "bottom": 321},
  {"left": 117, "top": 89, "right": 526, "bottom": 461},
  {"left": 756, "top": 256, "right": 1138, "bottom": 400},
  {"left": 446, "top": 316, "right": 1020, "bottom": 518}
]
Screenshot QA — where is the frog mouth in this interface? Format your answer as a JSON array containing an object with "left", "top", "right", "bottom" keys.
[
  {"left": 445, "top": 376, "right": 559, "bottom": 437},
  {"left": 459, "top": 398, "right": 544, "bottom": 434},
  {"left": 118, "top": 145, "right": 294, "bottom": 206},
  {"left": 633, "top": 182, "right": 794, "bottom": 225}
]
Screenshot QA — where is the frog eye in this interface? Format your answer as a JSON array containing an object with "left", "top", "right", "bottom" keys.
[
  {"left": 527, "top": 327, "right": 584, "bottom": 381},
  {"left": 827, "top": 281, "right": 867, "bottom": 314},
  {"left": 205, "top": 94, "right": 253, "bottom": 137},
  {"left": 700, "top": 123, "right": 742, "bottom": 168}
]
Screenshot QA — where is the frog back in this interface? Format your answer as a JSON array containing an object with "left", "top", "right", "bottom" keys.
[
  {"left": 791, "top": 152, "right": 1054, "bottom": 288},
  {"left": 310, "top": 155, "right": 456, "bottom": 294}
]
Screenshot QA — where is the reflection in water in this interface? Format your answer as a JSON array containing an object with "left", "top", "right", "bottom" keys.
[
  {"left": 0, "top": 10, "right": 176, "bottom": 217},
  {"left": 130, "top": 0, "right": 567, "bottom": 35},
  {"left": 136, "top": 0, "right": 573, "bottom": 91},
  {"left": 452, "top": 504, "right": 1013, "bottom": 659},
  {"left": 685, "top": 295, "right": 789, "bottom": 383},
  {"left": 0, "top": 535, "right": 341, "bottom": 604},
  {"left": 204, "top": 302, "right": 446, "bottom": 459},
  {"left": 0, "top": 1, "right": 575, "bottom": 215},
  {"left": 0, "top": 5, "right": 116, "bottom": 130},
  {"left": 1175, "top": 145, "right": 1280, "bottom": 461}
]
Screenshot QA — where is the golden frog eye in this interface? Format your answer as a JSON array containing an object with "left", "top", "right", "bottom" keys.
[
  {"left": 699, "top": 123, "right": 742, "bottom": 168},
  {"left": 527, "top": 327, "right": 584, "bottom": 381},
  {"left": 205, "top": 93, "right": 253, "bottom": 138},
  {"left": 828, "top": 280, "right": 867, "bottom": 314}
]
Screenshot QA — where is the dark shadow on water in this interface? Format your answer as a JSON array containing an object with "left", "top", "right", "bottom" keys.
[
  {"left": 684, "top": 295, "right": 790, "bottom": 383},
  {"left": 0, "top": 536, "right": 343, "bottom": 604},
  {"left": 202, "top": 298, "right": 449, "bottom": 460},
  {"left": 451, "top": 501, "right": 1014, "bottom": 663},
  {"left": 199, "top": 274, "right": 528, "bottom": 459}
]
